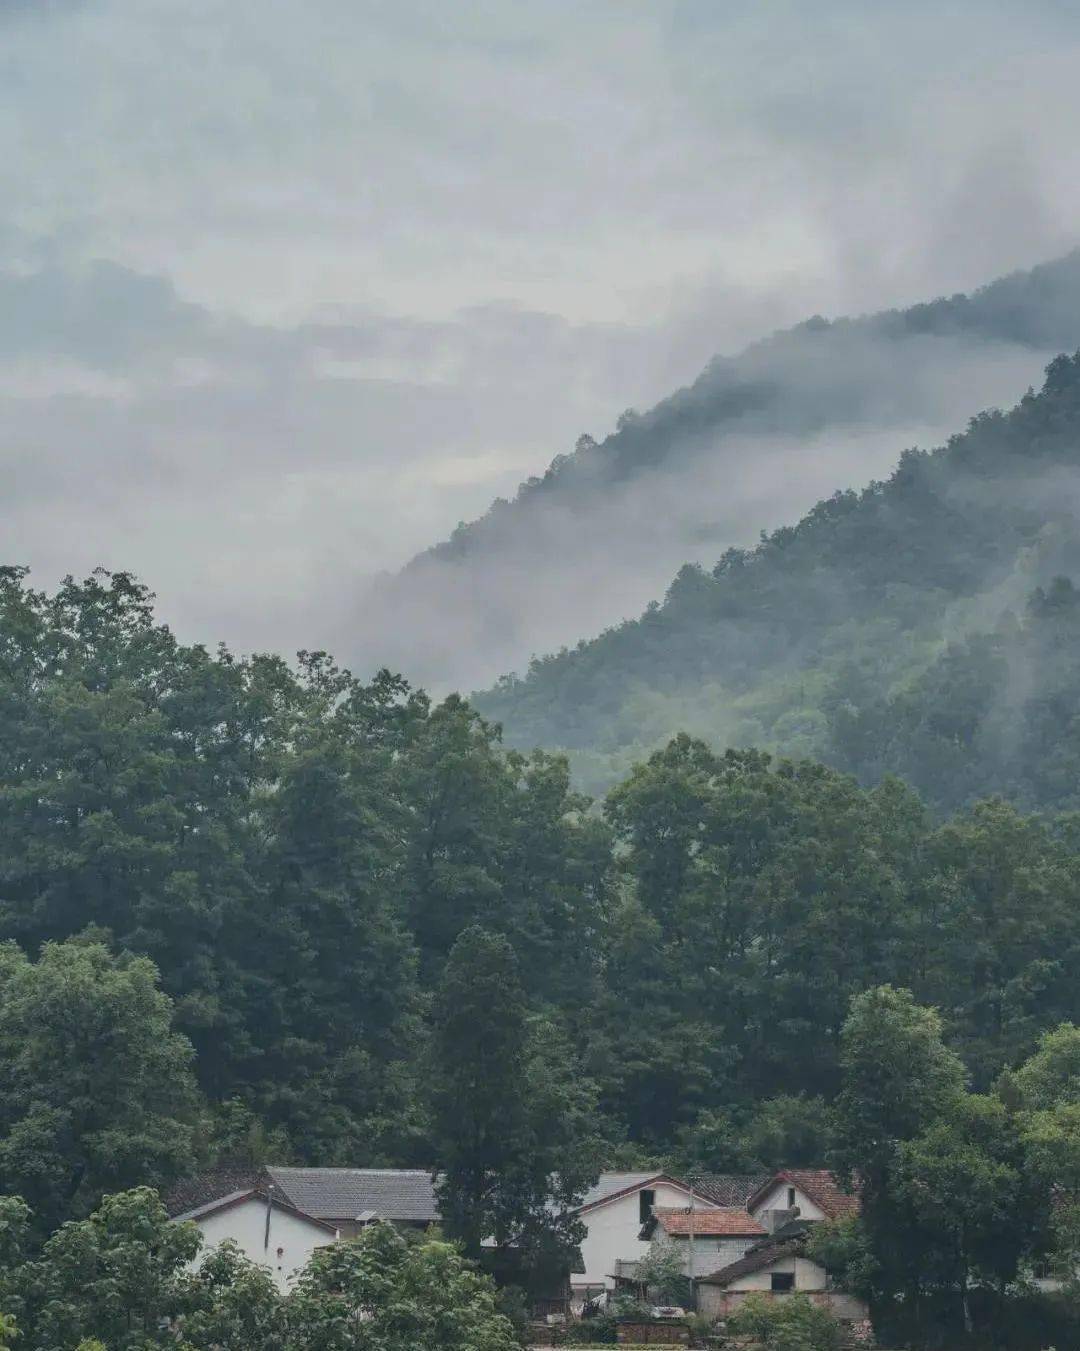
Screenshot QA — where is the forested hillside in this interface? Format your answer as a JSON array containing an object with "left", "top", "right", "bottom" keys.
[
  {"left": 357, "top": 251, "right": 1080, "bottom": 690},
  {"left": 5, "top": 567, "right": 1080, "bottom": 1211},
  {"left": 478, "top": 351, "right": 1080, "bottom": 810}
]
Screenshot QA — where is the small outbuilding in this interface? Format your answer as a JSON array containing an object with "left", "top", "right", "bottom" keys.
[{"left": 696, "top": 1222, "right": 868, "bottom": 1324}]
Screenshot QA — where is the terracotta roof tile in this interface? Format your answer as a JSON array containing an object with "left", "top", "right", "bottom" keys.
[
  {"left": 750, "top": 1169, "right": 861, "bottom": 1219},
  {"left": 652, "top": 1207, "right": 765, "bottom": 1236}
]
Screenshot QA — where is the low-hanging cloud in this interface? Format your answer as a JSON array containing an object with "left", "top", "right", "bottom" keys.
[{"left": 5, "top": 1, "right": 1080, "bottom": 685}]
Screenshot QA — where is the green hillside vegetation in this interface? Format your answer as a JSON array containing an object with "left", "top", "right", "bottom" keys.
[
  {"left": 7, "top": 569, "right": 1080, "bottom": 1345},
  {"left": 477, "top": 352, "right": 1080, "bottom": 810},
  {"left": 6, "top": 565, "right": 1080, "bottom": 1172}
]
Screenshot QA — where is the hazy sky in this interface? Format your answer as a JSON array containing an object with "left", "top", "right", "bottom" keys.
[{"left": 5, "top": 0, "right": 1080, "bottom": 667}]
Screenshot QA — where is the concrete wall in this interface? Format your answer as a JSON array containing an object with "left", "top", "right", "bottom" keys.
[
  {"left": 751, "top": 1182, "right": 825, "bottom": 1221},
  {"left": 576, "top": 1182, "right": 707, "bottom": 1291},
  {"left": 697, "top": 1256, "right": 866, "bottom": 1324},
  {"left": 664, "top": 1235, "right": 757, "bottom": 1278},
  {"left": 192, "top": 1196, "right": 337, "bottom": 1291}
]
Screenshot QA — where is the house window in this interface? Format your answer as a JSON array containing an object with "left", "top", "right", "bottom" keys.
[
  {"left": 771, "top": 1272, "right": 795, "bottom": 1293},
  {"left": 786, "top": 1187, "right": 797, "bottom": 1209},
  {"left": 639, "top": 1189, "right": 656, "bottom": 1224}
]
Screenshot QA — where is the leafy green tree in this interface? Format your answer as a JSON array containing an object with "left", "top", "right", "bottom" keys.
[
  {"left": 833, "top": 987, "right": 966, "bottom": 1316},
  {"left": 834, "top": 986, "right": 966, "bottom": 1184},
  {"left": 804, "top": 1217, "right": 878, "bottom": 1304},
  {"left": 183, "top": 1240, "right": 284, "bottom": 1350},
  {"left": 726, "top": 1292, "right": 843, "bottom": 1351},
  {"left": 0, "top": 940, "right": 197, "bottom": 1231},
  {"left": 283, "top": 1222, "right": 517, "bottom": 1351},
  {"left": 676, "top": 1096, "right": 835, "bottom": 1174},
  {"left": 915, "top": 804, "right": 1080, "bottom": 1086},
  {"left": 635, "top": 1237, "right": 689, "bottom": 1305},
  {"left": 13, "top": 1187, "right": 200, "bottom": 1350},
  {"left": 1012, "top": 1025, "right": 1080, "bottom": 1288},
  {"left": 892, "top": 1094, "right": 1029, "bottom": 1333},
  {"left": 430, "top": 927, "right": 600, "bottom": 1264},
  {"left": 240, "top": 711, "right": 423, "bottom": 1162},
  {"left": 1010, "top": 1022, "right": 1080, "bottom": 1108}
]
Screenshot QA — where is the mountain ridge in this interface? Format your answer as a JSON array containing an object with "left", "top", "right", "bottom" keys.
[
  {"left": 354, "top": 249, "right": 1080, "bottom": 691},
  {"left": 474, "top": 349, "right": 1080, "bottom": 810}
]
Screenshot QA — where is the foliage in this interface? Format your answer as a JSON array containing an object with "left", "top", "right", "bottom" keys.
[
  {"left": 725, "top": 1293, "right": 843, "bottom": 1351},
  {"left": 634, "top": 1237, "right": 689, "bottom": 1305},
  {"left": 0, "top": 939, "right": 197, "bottom": 1234},
  {"left": 804, "top": 1217, "right": 878, "bottom": 1303},
  {"left": 283, "top": 1221, "right": 518, "bottom": 1351},
  {"left": 561, "top": 1313, "right": 616, "bottom": 1344},
  {"left": 477, "top": 353, "right": 1080, "bottom": 819},
  {"left": 10, "top": 1187, "right": 200, "bottom": 1350},
  {"left": 0, "top": 1191, "right": 520, "bottom": 1351},
  {"left": 431, "top": 926, "right": 601, "bottom": 1262},
  {"left": 675, "top": 1096, "right": 835, "bottom": 1175}
]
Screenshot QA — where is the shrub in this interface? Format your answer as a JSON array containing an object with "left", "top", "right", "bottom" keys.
[{"left": 726, "top": 1294, "right": 844, "bottom": 1351}]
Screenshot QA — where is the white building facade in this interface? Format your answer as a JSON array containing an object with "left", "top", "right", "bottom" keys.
[{"left": 172, "top": 1188, "right": 339, "bottom": 1291}]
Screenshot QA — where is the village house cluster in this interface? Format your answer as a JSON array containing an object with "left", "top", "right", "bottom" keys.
[{"left": 166, "top": 1166, "right": 868, "bottom": 1327}]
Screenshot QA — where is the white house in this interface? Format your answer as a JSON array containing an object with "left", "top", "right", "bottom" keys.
[
  {"left": 164, "top": 1165, "right": 860, "bottom": 1312},
  {"left": 572, "top": 1172, "right": 721, "bottom": 1304},
  {"left": 640, "top": 1206, "right": 766, "bottom": 1279},
  {"left": 694, "top": 1171, "right": 869, "bottom": 1328},
  {"left": 745, "top": 1169, "right": 860, "bottom": 1227},
  {"left": 696, "top": 1223, "right": 868, "bottom": 1325},
  {"left": 172, "top": 1188, "right": 339, "bottom": 1291}
]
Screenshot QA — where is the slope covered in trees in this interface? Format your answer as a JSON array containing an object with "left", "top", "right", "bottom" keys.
[
  {"left": 358, "top": 250, "right": 1080, "bottom": 690},
  {"left": 478, "top": 351, "right": 1080, "bottom": 810},
  {"left": 9, "top": 565, "right": 1080, "bottom": 1344},
  {"left": 6, "top": 567, "right": 1080, "bottom": 1187}
]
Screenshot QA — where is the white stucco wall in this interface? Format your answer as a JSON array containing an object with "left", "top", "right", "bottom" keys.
[
  {"left": 665, "top": 1235, "right": 758, "bottom": 1277},
  {"left": 751, "top": 1182, "right": 825, "bottom": 1222},
  {"left": 190, "top": 1196, "right": 337, "bottom": 1291},
  {"left": 575, "top": 1181, "right": 708, "bottom": 1290},
  {"left": 697, "top": 1256, "right": 833, "bottom": 1320}
]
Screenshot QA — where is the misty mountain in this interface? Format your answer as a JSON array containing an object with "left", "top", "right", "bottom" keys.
[
  {"left": 355, "top": 251, "right": 1080, "bottom": 690},
  {"left": 476, "top": 350, "right": 1080, "bottom": 812}
]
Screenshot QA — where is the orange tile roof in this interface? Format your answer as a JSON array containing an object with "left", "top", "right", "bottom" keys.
[
  {"left": 652, "top": 1207, "right": 765, "bottom": 1236},
  {"left": 749, "top": 1169, "right": 861, "bottom": 1219}
]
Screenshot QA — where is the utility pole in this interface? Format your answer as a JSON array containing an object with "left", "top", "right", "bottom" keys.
[{"left": 686, "top": 1183, "right": 696, "bottom": 1313}]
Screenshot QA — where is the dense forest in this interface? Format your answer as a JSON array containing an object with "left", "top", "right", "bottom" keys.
[
  {"left": 478, "top": 351, "right": 1080, "bottom": 808},
  {"left": 5, "top": 565, "right": 1080, "bottom": 1192},
  {"left": 9, "top": 360, "right": 1080, "bottom": 1344}
]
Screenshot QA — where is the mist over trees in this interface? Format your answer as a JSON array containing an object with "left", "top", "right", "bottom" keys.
[
  {"left": 359, "top": 250, "right": 1080, "bottom": 691},
  {"left": 7, "top": 353, "right": 1080, "bottom": 1347},
  {"left": 478, "top": 350, "right": 1080, "bottom": 810}
]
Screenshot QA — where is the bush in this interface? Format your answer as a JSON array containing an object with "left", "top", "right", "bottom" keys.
[
  {"left": 562, "top": 1313, "right": 617, "bottom": 1343},
  {"left": 726, "top": 1294, "right": 843, "bottom": 1351},
  {"left": 495, "top": 1284, "right": 531, "bottom": 1340}
]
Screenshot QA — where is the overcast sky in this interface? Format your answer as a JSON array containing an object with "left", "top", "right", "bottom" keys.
[{"left": 5, "top": 0, "right": 1080, "bottom": 668}]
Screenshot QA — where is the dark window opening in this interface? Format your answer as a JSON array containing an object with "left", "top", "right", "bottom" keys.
[
  {"left": 639, "top": 1189, "right": 656, "bottom": 1224},
  {"left": 771, "top": 1272, "right": 795, "bottom": 1293},
  {"left": 786, "top": 1187, "right": 797, "bottom": 1209}
]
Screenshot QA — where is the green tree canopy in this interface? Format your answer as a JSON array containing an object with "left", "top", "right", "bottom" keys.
[{"left": 0, "top": 939, "right": 197, "bottom": 1232}]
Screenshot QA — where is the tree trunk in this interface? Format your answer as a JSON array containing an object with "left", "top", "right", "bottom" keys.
[{"left": 960, "top": 1267, "right": 973, "bottom": 1337}]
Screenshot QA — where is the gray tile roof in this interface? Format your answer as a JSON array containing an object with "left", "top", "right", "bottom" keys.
[
  {"left": 578, "top": 1172, "right": 665, "bottom": 1208},
  {"left": 171, "top": 1189, "right": 258, "bottom": 1223},
  {"left": 163, "top": 1168, "right": 269, "bottom": 1218},
  {"left": 689, "top": 1173, "right": 771, "bottom": 1207},
  {"left": 267, "top": 1167, "right": 441, "bottom": 1222}
]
